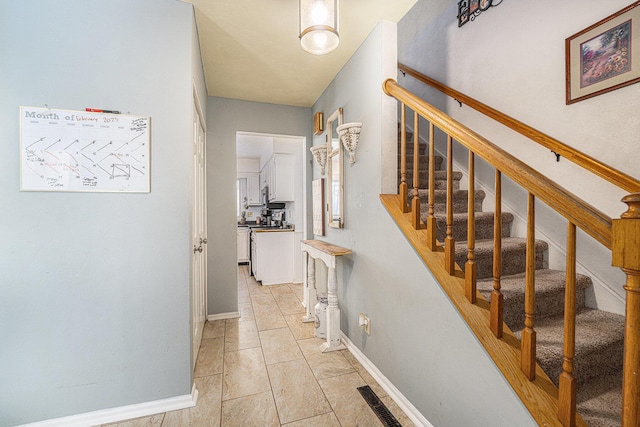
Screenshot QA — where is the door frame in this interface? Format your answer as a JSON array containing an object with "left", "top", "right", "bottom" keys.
[
  {"left": 234, "top": 130, "right": 311, "bottom": 282},
  {"left": 191, "top": 83, "right": 208, "bottom": 369}
]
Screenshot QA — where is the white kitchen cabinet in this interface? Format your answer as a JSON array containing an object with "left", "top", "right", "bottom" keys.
[
  {"left": 237, "top": 227, "right": 249, "bottom": 263},
  {"left": 265, "top": 153, "right": 294, "bottom": 202},
  {"left": 260, "top": 161, "right": 270, "bottom": 191},
  {"left": 252, "top": 230, "right": 294, "bottom": 285},
  {"left": 251, "top": 231, "right": 257, "bottom": 276},
  {"left": 246, "top": 173, "right": 260, "bottom": 206},
  {"left": 238, "top": 172, "right": 261, "bottom": 206}
]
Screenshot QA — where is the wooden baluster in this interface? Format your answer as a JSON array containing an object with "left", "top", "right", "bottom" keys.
[
  {"left": 490, "top": 170, "right": 503, "bottom": 338},
  {"left": 521, "top": 193, "right": 536, "bottom": 380},
  {"left": 612, "top": 194, "right": 640, "bottom": 427},
  {"left": 465, "top": 151, "right": 476, "bottom": 303},
  {"left": 411, "top": 112, "right": 422, "bottom": 229},
  {"left": 400, "top": 104, "right": 409, "bottom": 213},
  {"left": 558, "top": 222, "right": 577, "bottom": 426},
  {"left": 444, "top": 135, "right": 455, "bottom": 274},
  {"left": 426, "top": 122, "right": 437, "bottom": 250}
]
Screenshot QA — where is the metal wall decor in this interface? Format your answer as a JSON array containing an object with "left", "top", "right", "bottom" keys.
[{"left": 457, "top": 0, "right": 503, "bottom": 27}]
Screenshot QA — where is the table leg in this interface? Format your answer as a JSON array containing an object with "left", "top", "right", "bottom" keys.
[
  {"left": 302, "top": 253, "right": 316, "bottom": 323},
  {"left": 320, "top": 265, "right": 345, "bottom": 352}
]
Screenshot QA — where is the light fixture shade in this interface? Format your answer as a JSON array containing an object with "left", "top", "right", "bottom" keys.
[{"left": 299, "top": 0, "right": 339, "bottom": 55}]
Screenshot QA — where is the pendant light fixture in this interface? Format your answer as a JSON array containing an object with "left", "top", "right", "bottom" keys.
[{"left": 299, "top": 0, "right": 339, "bottom": 55}]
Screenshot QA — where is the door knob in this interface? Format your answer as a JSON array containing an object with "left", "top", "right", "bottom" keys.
[{"left": 193, "top": 245, "right": 203, "bottom": 253}]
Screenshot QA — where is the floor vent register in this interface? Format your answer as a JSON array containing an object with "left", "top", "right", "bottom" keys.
[{"left": 357, "top": 385, "right": 403, "bottom": 427}]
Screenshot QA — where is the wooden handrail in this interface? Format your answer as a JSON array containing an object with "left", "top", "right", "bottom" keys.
[
  {"left": 383, "top": 78, "right": 613, "bottom": 249},
  {"left": 398, "top": 63, "right": 640, "bottom": 194}
]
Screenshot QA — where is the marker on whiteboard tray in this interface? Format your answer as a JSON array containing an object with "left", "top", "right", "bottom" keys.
[{"left": 85, "top": 108, "right": 121, "bottom": 114}]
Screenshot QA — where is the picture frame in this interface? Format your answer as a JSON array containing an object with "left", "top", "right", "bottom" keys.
[
  {"left": 313, "top": 112, "right": 324, "bottom": 136},
  {"left": 566, "top": 1, "right": 640, "bottom": 104},
  {"left": 457, "top": 0, "right": 496, "bottom": 27}
]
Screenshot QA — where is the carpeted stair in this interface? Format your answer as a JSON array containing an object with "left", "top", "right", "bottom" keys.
[{"left": 399, "top": 129, "right": 625, "bottom": 426}]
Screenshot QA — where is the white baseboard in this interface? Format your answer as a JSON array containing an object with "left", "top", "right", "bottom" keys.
[
  {"left": 341, "top": 333, "right": 433, "bottom": 427},
  {"left": 19, "top": 383, "right": 198, "bottom": 427},
  {"left": 207, "top": 311, "right": 240, "bottom": 321}
]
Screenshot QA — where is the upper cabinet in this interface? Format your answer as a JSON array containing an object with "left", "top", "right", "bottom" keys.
[
  {"left": 264, "top": 153, "right": 294, "bottom": 202},
  {"left": 246, "top": 173, "right": 261, "bottom": 206},
  {"left": 238, "top": 172, "right": 261, "bottom": 206}
]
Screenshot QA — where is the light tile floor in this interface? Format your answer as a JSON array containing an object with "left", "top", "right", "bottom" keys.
[{"left": 103, "top": 265, "right": 413, "bottom": 427}]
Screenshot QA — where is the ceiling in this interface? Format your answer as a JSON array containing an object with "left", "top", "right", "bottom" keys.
[{"left": 186, "top": 0, "right": 417, "bottom": 107}]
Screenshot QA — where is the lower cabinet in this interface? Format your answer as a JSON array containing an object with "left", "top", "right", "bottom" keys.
[
  {"left": 237, "top": 227, "right": 249, "bottom": 263},
  {"left": 252, "top": 230, "right": 294, "bottom": 285},
  {"left": 251, "top": 232, "right": 257, "bottom": 277}
]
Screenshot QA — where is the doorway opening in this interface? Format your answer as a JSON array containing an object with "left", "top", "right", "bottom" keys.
[{"left": 236, "top": 132, "right": 308, "bottom": 283}]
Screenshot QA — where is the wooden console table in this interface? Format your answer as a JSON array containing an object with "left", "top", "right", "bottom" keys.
[{"left": 300, "top": 240, "right": 352, "bottom": 352}]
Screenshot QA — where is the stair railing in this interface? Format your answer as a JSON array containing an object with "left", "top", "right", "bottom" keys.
[
  {"left": 383, "top": 77, "right": 640, "bottom": 427},
  {"left": 398, "top": 63, "right": 640, "bottom": 194}
]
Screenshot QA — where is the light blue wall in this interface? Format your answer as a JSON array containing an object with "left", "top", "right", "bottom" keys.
[
  {"left": 310, "top": 21, "right": 536, "bottom": 426},
  {"left": 0, "top": 1, "right": 200, "bottom": 424},
  {"left": 205, "top": 97, "right": 311, "bottom": 315},
  {"left": 397, "top": 0, "right": 635, "bottom": 314}
]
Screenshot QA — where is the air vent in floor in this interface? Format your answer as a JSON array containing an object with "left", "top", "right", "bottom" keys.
[{"left": 357, "top": 385, "right": 403, "bottom": 427}]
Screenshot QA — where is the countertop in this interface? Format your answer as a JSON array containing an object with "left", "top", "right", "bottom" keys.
[
  {"left": 252, "top": 227, "right": 294, "bottom": 233},
  {"left": 238, "top": 223, "right": 295, "bottom": 232}
]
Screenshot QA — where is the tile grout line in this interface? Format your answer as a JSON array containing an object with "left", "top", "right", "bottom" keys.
[{"left": 257, "top": 278, "right": 284, "bottom": 426}]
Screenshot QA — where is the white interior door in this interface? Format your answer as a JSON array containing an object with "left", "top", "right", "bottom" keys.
[{"left": 191, "top": 100, "right": 207, "bottom": 368}]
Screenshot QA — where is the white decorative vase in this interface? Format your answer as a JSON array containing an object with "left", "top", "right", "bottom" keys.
[{"left": 336, "top": 122, "right": 362, "bottom": 164}]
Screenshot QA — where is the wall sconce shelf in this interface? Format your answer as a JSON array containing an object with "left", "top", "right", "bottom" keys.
[
  {"left": 337, "top": 122, "right": 362, "bottom": 164},
  {"left": 310, "top": 145, "right": 328, "bottom": 175}
]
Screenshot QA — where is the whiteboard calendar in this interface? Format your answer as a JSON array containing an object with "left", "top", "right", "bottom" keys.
[{"left": 20, "top": 106, "right": 151, "bottom": 192}]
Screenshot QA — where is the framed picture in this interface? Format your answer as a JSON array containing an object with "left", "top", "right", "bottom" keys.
[
  {"left": 313, "top": 112, "right": 324, "bottom": 135},
  {"left": 457, "top": 0, "right": 496, "bottom": 27},
  {"left": 566, "top": 1, "right": 640, "bottom": 104}
]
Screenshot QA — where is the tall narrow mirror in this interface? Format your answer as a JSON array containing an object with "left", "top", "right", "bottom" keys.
[{"left": 326, "top": 108, "right": 343, "bottom": 228}]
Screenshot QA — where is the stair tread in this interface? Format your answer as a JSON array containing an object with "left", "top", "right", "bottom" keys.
[
  {"left": 476, "top": 268, "right": 592, "bottom": 294},
  {"left": 414, "top": 188, "right": 485, "bottom": 197},
  {"left": 435, "top": 211, "right": 513, "bottom": 222},
  {"left": 576, "top": 369, "right": 622, "bottom": 427},
  {"left": 399, "top": 170, "right": 456, "bottom": 177},
  {"left": 455, "top": 237, "right": 549, "bottom": 255},
  {"left": 477, "top": 269, "right": 592, "bottom": 323},
  {"left": 514, "top": 308, "right": 625, "bottom": 388},
  {"left": 528, "top": 308, "right": 624, "bottom": 356}
]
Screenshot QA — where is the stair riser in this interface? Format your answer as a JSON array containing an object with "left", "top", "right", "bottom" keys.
[
  {"left": 400, "top": 171, "right": 462, "bottom": 190},
  {"left": 456, "top": 242, "right": 547, "bottom": 279},
  {"left": 433, "top": 213, "right": 514, "bottom": 241},
  {"left": 398, "top": 141, "right": 427, "bottom": 154},
  {"left": 401, "top": 176, "right": 455, "bottom": 190},
  {"left": 398, "top": 144, "right": 426, "bottom": 155},
  {"left": 542, "top": 342, "right": 623, "bottom": 388},
  {"left": 399, "top": 156, "right": 443, "bottom": 171},
  {"left": 480, "top": 288, "right": 587, "bottom": 328},
  {"left": 416, "top": 191, "right": 485, "bottom": 214}
]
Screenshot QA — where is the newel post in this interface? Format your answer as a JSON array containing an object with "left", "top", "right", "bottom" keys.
[{"left": 612, "top": 193, "right": 640, "bottom": 427}]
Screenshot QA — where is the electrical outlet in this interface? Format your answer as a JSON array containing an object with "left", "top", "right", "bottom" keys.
[
  {"left": 247, "top": 211, "right": 253, "bottom": 217},
  {"left": 359, "top": 313, "right": 370, "bottom": 335}
]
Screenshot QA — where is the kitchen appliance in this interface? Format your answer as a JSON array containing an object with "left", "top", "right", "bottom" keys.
[
  {"left": 261, "top": 208, "right": 272, "bottom": 227},
  {"left": 272, "top": 211, "right": 285, "bottom": 227},
  {"left": 261, "top": 187, "right": 286, "bottom": 209}
]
